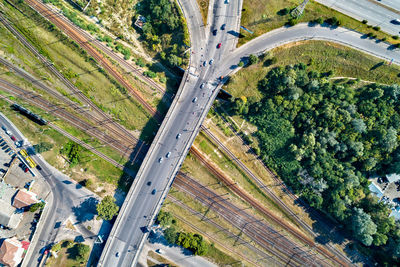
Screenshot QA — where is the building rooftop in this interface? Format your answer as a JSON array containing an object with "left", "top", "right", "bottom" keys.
[
  {"left": 0, "top": 238, "right": 24, "bottom": 267},
  {"left": 369, "top": 182, "right": 384, "bottom": 199},
  {"left": 12, "top": 189, "right": 37, "bottom": 209},
  {"left": 386, "top": 173, "right": 400, "bottom": 184}
]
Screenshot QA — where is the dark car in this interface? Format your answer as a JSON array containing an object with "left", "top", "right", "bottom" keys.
[
  {"left": 11, "top": 136, "right": 16, "bottom": 141},
  {"left": 36, "top": 165, "right": 42, "bottom": 171},
  {"left": 217, "top": 43, "right": 222, "bottom": 49},
  {"left": 151, "top": 189, "right": 156, "bottom": 195},
  {"left": 213, "top": 29, "right": 217, "bottom": 36},
  {"left": 221, "top": 24, "right": 226, "bottom": 30},
  {"left": 391, "top": 19, "right": 400, "bottom": 25}
]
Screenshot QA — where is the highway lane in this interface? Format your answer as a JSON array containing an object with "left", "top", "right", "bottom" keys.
[
  {"left": 315, "top": 0, "right": 400, "bottom": 35},
  {"left": 0, "top": 113, "right": 98, "bottom": 266},
  {"left": 98, "top": 0, "right": 243, "bottom": 266}
]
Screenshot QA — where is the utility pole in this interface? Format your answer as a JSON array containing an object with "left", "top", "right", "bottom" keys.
[{"left": 291, "top": 0, "right": 310, "bottom": 18}]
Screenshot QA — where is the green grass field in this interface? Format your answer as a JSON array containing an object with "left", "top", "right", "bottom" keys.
[
  {"left": 239, "top": 0, "right": 400, "bottom": 46},
  {"left": 227, "top": 40, "right": 400, "bottom": 101}
]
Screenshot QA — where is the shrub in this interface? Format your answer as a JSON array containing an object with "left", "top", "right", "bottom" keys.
[
  {"left": 96, "top": 195, "right": 119, "bottom": 220},
  {"left": 238, "top": 61, "right": 244, "bottom": 67},
  {"left": 362, "top": 19, "right": 368, "bottom": 24},
  {"left": 30, "top": 202, "right": 45, "bottom": 212},
  {"left": 372, "top": 26, "right": 380, "bottom": 31},
  {"left": 287, "top": 18, "right": 298, "bottom": 26},
  {"left": 316, "top": 17, "right": 324, "bottom": 25},
  {"left": 144, "top": 71, "right": 157, "bottom": 78},
  {"left": 393, "top": 35, "right": 399, "bottom": 40},
  {"left": 248, "top": 54, "right": 259, "bottom": 65},
  {"left": 382, "top": 37, "right": 387, "bottom": 41},
  {"left": 51, "top": 242, "right": 62, "bottom": 252}
]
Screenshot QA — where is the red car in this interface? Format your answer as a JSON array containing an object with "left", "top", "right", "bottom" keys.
[
  {"left": 11, "top": 136, "right": 16, "bottom": 141},
  {"left": 217, "top": 43, "right": 222, "bottom": 49}
]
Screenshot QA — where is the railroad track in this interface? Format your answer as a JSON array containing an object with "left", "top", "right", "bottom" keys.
[
  {"left": 22, "top": 0, "right": 163, "bottom": 122},
  {"left": 174, "top": 173, "right": 330, "bottom": 267},
  {"left": 5, "top": 1, "right": 350, "bottom": 264},
  {"left": 0, "top": 78, "right": 144, "bottom": 160},
  {"left": 206, "top": 113, "right": 352, "bottom": 265},
  {"left": 189, "top": 146, "right": 347, "bottom": 266},
  {"left": 0, "top": 14, "right": 148, "bottom": 157},
  {"left": 168, "top": 194, "right": 281, "bottom": 267}
]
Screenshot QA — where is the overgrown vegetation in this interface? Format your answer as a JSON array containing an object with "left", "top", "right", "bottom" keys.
[
  {"left": 33, "top": 142, "right": 54, "bottom": 154},
  {"left": 135, "top": 0, "right": 190, "bottom": 68},
  {"left": 29, "top": 201, "right": 45, "bottom": 212},
  {"left": 157, "top": 210, "right": 207, "bottom": 255},
  {"left": 60, "top": 141, "right": 84, "bottom": 166},
  {"left": 227, "top": 63, "right": 400, "bottom": 264}
]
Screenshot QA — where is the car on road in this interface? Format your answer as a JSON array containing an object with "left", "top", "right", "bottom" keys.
[
  {"left": 116, "top": 252, "right": 120, "bottom": 257},
  {"left": 151, "top": 189, "right": 156, "bottom": 195},
  {"left": 158, "top": 157, "right": 163, "bottom": 163},
  {"left": 156, "top": 249, "right": 164, "bottom": 254},
  {"left": 203, "top": 61, "right": 207, "bottom": 66},
  {"left": 200, "top": 83, "right": 205, "bottom": 89},
  {"left": 391, "top": 19, "right": 400, "bottom": 25},
  {"left": 192, "top": 97, "right": 198, "bottom": 103},
  {"left": 1, "top": 126, "right": 6, "bottom": 131},
  {"left": 11, "top": 136, "right": 16, "bottom": 141},
  {"left": 213, "top": 29, "right": 217, "bottom": 36},
  {"left": 209, "top": 59, "right": 214, "bottom": 65},
  {"left": 24, "top": 167, "right": 29, "bottom": 173},
  {"left": 6, "top": 131, "right": 12, "bottom": 136},
  {"left": 36, "top": 165, "right": 42, "bottom": 171},
  {"left": 166, "top": 152, "right": 171, "bottom": 158},
  {"left": 221, "top": 24, "right": 226, "bottom": 30},
  {"left": 176, "top": 133, "right": 182, "bottom": 139},
  {"left": 217, "top": 43, "right": 222, "bottom": 49},
  {"left": 225, "top": 0, "right": 229, "bottom": 3},
  {"left": 147, "top": 181, "right": 152, "bottom": 186}
]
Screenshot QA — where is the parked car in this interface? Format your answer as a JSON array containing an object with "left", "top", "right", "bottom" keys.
[
  {"left": 176, "top": 133, "right": 182, "bottom": 139},
  {"left": 221, "top": 24, "right": 226, "bottom": 30},
  {"left": 151, "top": 189, "right": 156, "bottom": 195},
  {"left": 166, "top": 152, "right": 171, "bottom": 158},
  {"left": 217, "top": 43, "right": 222, "bottom": 49},
  {"left": 213, "top": 29, "right": 217, "bottom": 36},
  {"left": 192, "top": 97, "right": 198, "bottom": 103},
  {"left": 158, "top": 157, "right": 163, "bottom": 163},
  {"left": 10, "top": 136, "right": 16, "bottom": 141}
]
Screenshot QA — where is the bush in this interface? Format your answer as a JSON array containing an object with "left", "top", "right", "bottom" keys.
[
  {"left": 30, "top": 202, "right": 45, "bottom": 212},
  {"left": 372, "top": 26, "right": 380, "bottom": 31},
  {"left": 96, "top": 195, "right": 119, "bottom": 220},
  {"left": 382, "top": 37, "right": 387, "bottom": 41},
  {"left": 278, "top": 7, "right": 290, "bottom": 16},
  {"left": 51, "top": 242, "right": 62, "bottom": 252},
  {"left": 393, "top": 35, "right": 399, "bottom": 40},
  {"left": 325, "top": 17, "right": 340, "bottom": 26},
  {"left": 164, "top": 227, "right": 178, "bottom": 244},
  {"left": 248, "top": 54, "right": 259, "bottom": 65},
  {"left": 316, "top": 17, "right": 324, "bottom": 25},
  {"left": 362, "top": 19, "right": 368, "bottom": 24},
  {"left": 74, "top": 243, "right": 90, "bottom": 262},
  {"left": 33, "top": 142, "right": 54, "bottom": 153},
  {"left": 238, "top": 61, "right": 244, "bottom": 67},
  {"left": 143, "top": 71, "right": 157, "bottom": 78},
  {"left": 287, "top": 18, "right": 298, "bottom": 26}
]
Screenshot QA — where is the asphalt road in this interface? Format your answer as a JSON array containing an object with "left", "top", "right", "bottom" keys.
[
  {"left": 316, "top": 0, "right": 400, "bottom": 35},
  {"left": 217, "top": 23, "right": 400, "bottom": 78},
  {"left": 0, "top": 114, "right": 97, "bottom": 267},
  {"left": 99, "top": 2, "right": 400, "bottom": 267},
  {"left": 97, "top": 0, "right": 243, "bottom": 266}
]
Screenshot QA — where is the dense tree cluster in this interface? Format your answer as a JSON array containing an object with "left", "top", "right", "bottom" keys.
[
  {"left": 231, "top": 64, "right": 400, "bottom": 263},
  {"left": 136, "top": 0, "right": 189, "bottom": 67},
  {"left": 60, "top": 141, "right": 83, "bottom": 166}
]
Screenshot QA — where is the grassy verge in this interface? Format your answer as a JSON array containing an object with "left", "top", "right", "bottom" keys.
[
  {"left": 239, "top": 0, "right": 400, "bottom": 46},
  {"left": 196, "top": 0, "right": 209, "bottom": 25},
  {"left": 46, "top": 240, "right": 90, "bottom": 267},
  {"left": 2, "top": 0, "right": 156, "bottom": 140},
  {"left": 162, "top": 197, "right": 261, "bottom": 266},
  {"left": 0, "top": 96, "right": 124, "bottom": 196},
  {"left": 228, "top": 40, "right": 400, "bottom": 101}
]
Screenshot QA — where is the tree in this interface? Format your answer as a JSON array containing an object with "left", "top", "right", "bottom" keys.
[
  {"left": 51, "top": 242, "right": 62, "bottom": 252},
  {"left": 164, "top": 226, "right": 178, "bottom": 244},
  {"left": 168, "top": 54, "right": 182, "bottom": 66},
  {"left": 352, "top": 118, "right": 367, "bottom": 133},
  {"left": 33, "top": 142, "right": 54, "bottom": 153},
  {"left": 96, "top": 196, "right": 119, "bottom": 220},
  {"left": 383, "top": 127, "right": 398, "bottom": 152},
  {"left": 29, "top": 202, "right": 45, "bottom": 212},
  {"left": 248, "top": 54, "right": 259, "bottom": 65},
  {"left": 156, "top": 210, "right": 174, "bottom": 227},
  {"left": 75, "top": 243, "right": 90, "bottom": 262},
  {"left": 351, "top": 208, "right": 377, "bottom": 246}
]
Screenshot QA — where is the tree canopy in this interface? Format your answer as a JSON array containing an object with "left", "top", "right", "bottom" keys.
[
  {"left": 96, "top": 195, "right": 119, "bottom": 221},
  {"left": 228, "top": 63, "right": 400, "bottom": 264}
]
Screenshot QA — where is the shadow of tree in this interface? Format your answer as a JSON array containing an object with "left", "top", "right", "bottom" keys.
[{"left": 72, "top": 197, "right": 98, "bottom": 222}]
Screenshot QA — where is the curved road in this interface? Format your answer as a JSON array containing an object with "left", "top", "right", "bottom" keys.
[
  {"left": 100, "top": 5, "right": 400, "bottom": 267},
  {"left": 218, "top": 23, "right": 400, "bottom": 79}
]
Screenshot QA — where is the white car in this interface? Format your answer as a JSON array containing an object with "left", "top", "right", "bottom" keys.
[
  {"left": 176, "top": 133, "right": 182, "bottom": 139},
  {"left": 166, "top": 152, "right": 171, "bottom": 158},
  {"left": 200, "top": 83, "right": 205, "bottom": 89},
  {"left": 158, "top": 157, "right": 163, "bottom": 163},
  {"left": 192, "top": 97, "right": 198, "bottom": 103}
]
